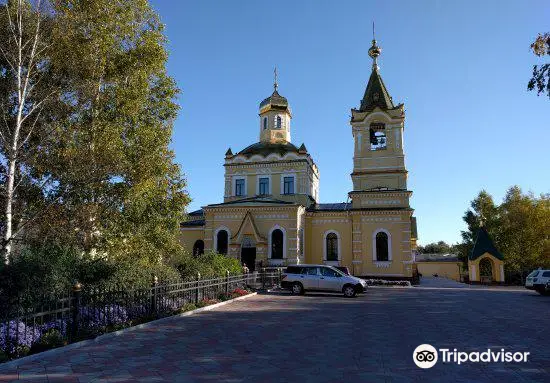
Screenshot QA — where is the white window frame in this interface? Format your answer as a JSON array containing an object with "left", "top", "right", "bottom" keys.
[
  {"left": 214, "top": 226, "right": 231, "bottom": 255},
  {"left": 275, "top": 115, "right": 282, "bottom": 129},
  {"left": 323, "top": 230, "right": 341, "bottom": 265},
  {"left": 256, "top": 175, "right": 271, "bottom": 196},
  {"left": 233, "top": 176, "right": 247, "bottom": 197},
  {"left": 372, "top": 228, "right": 392, "bottom": 263},
  {"left": 268, "top": 224, "right": 286, "bottom": 262},
  {"left": 281, "top": 173, "right": 296, "bottom": 195}
]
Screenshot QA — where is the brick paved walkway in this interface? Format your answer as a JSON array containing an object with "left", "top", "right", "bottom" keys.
[{"left": 1, "top": 288, "right": 548, "bottom": 382}]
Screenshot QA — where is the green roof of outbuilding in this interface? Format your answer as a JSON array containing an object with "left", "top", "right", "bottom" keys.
[
  {"left": 360, "top": 67, "right": 395, "bottom": 112},
  {"left": 469, "top": 227, "right": 504, "bottom": 260},
  {"left": 237, "top": 142, "right": 300, "bottom": 158}
]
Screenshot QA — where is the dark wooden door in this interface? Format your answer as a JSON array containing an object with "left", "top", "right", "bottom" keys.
[{"left": 241, "top": 247, "right": 256, "bottom": 272}]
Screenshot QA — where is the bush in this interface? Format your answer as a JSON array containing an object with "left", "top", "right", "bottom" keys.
[
  {"left": 0, "top": 321, "right": 40, "bottom": 359},
  {"left": 196, "top": 298, "right": 219, "bottom": 308},
  {"left": 364, "top": 279, "right": 411, "bottom": 287},
  {"left": 231, "top": 288, "right": 249, "bottom": 297},
  {"left": 29, "top": 329, "right": 65, "bottom": 355},
  {"left": 0, "top": 244, "right": 116, "bottom": 308},
  {"left": 178, "top": 303, "right": 197, "bottom": 313},
  {"left": 167, "top": 250, "right": 241, "bottom": 280}
]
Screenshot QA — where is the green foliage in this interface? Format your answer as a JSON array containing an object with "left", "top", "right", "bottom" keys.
[
  {"left": 178, "top": 303, "right": 197, "bottom": 313},
  {"left": 0, "top": 244, "right": 115, "bottom": 302},
  {"left": 29, "top": 329, "right": 65, "bottom": 355},
  {"left": 417, "top": 241, "right": 452, "bottom": 254},
  {"left": 528, "top": 33, "right": 550, "bottom": 98},
  {"left": 109, "top": 257, "right": 181, "bottom": 288},
  {"left": 167, "top": 250, "right": 242, "bottom": 280},
  {"left": 460, "top": 187, "right": 550, "bottom": 281}
]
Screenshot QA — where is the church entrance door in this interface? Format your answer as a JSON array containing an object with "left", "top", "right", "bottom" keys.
[
  {"left": 241, "top": 236, "right": 256, "bottom": 272},
  {"left": 241, "top": 247, "right": 256, "bottom": 272}
]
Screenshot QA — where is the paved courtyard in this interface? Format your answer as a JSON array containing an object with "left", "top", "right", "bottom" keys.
[{"left": 1, "top": 287, "right": 548, "bottom": 382}]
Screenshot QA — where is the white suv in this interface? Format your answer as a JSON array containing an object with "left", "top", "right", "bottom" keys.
[
  {"left": 281, "top": 264, "right": 367, "bottom": 297},
  {"left": 525, "top": 269, "right": 550, "bottom": 295}
]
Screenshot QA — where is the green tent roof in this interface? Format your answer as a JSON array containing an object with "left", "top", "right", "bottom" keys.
[
  {"left": 469, "top": 227, "right": 504, "bottom": 261},
  {"left": 360, "top": 67, "right": 395, "bottom": 112}
]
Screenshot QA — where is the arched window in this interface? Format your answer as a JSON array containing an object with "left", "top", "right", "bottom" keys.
[
  {"left": 479, "top": 258, "right": 493, "bottom": 278},
  {"left": 216, "top": 230, "right": 228, "bottom": 255},
  {"left": 375, "top": 232, "right": 389, "bottom": 261},
  {"left": 271, "top": 229, "right": 283, "bottom": 259},
  {"left": 326, "top": 233, "right": 338, "bottom": 261},
  {"left": 193, "top": 240, "right": 204, "bottom": 257},
  {"left": 370, "top": 123, "right": 387, "bottom": 151},
  {"left": 276, "top": 115, "right": 282, "bottom": 129},
  {"left": 263, "top": 117, "right": 267, "bottom": 130}
]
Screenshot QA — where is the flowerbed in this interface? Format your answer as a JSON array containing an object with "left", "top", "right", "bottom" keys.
[
  {"left": 364, "top": 279, "right": 411, "bottom": 287},
  {"left": 1, "top": 288, "right": 252, "bottom": 362}
]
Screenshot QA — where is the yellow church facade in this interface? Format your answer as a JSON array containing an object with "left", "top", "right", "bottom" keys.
[{"left": 180, "top": 38, "right": 418, "bottom": 280}]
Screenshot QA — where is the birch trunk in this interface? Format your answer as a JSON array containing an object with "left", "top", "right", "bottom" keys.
[{"left": 1, "top": 0, "right": 44, "bottom": 264}]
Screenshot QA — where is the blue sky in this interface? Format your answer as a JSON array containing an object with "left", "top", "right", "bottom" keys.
[{"left": 150, "top": 0, "right": 549, "bottom": 245}]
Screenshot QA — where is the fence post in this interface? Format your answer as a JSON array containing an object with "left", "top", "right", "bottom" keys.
[
  {"left": 278, "top": 267, "right": 282, "bottom": 286},
  {"left": 71, "top": 282, "right": 82, "bottom": 342},
  {"left": 225, "top": 270, "right": 230, "bottom": 295},
  {"left": 261, "top": 268, "right": 266, "bottom": 289},
  {"left": 195, "top": 272, "right": 201, "bottom": 304},
  {"left": 151, "top": 275, "right": 158, "bottom": 314}
]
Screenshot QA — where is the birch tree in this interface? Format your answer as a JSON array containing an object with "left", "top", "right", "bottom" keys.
[{"left": 0, "top": 0, "right": 55, "bottom": 264}]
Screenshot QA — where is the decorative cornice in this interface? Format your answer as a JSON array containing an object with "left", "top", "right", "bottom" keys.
[
  {"left": 349, "top": 190, "right": 412, "bottom": 197},
  {"left": 351, "top": 169, "right": 408, "bottom": 176},
  {"left": 204, "top": 205, "right": 300, "bottom": 214}
]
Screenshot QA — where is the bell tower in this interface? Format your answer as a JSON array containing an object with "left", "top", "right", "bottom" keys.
[
  {"left": 259, "top": 68, "right": 292, "bottom": 143},
  {"left": 349, "top": 37, "right": 410, "bottom": 209}
]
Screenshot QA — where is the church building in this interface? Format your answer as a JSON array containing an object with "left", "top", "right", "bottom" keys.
[{"left": 180, "top": 38, "right": 418, "bottom": 280}]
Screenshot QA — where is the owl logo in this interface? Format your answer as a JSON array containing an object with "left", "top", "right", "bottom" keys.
[{"left": 413, "top": 344, "right": 438, "bottom": 368}]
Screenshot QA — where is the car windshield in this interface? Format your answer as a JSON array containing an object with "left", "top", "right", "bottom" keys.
[
  {"left": 327, "top": 266, "right": 346, "bottom": 277},
  {"left": 528, "top": 270, "right": 540, "bottom": 277}
]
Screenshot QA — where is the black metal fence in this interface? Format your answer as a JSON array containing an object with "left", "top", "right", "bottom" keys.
[{"left": 1, "top": 271, "right": 281, "bottom": 361}]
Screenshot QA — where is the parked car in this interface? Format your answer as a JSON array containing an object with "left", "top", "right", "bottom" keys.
[
  {"left": 281, "top": 264, "right": 367, "bottom": 297},
  {"left": 334, "top": 266, "right": 350, "bottom": 275},
  {"left": 525, "top": 269, "right": 550, "bottom": 295}
]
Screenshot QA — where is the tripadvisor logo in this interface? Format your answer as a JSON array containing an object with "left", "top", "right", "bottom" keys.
[
  {"left": 413, "top": 344, "right": 438, "bottom": 369},
  {"left": 413, "top": 344, "right": 530, "bottom": 369}
]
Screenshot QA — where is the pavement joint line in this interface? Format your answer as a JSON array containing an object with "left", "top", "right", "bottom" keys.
[
  {"left": 411, "top": 286, "right": 529, "bottom": 292},
  {"left": 0, "top": 292, "right": 258, "bottom": 370}
]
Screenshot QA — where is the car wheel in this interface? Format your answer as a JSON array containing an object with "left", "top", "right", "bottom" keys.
[
  {"left": 291, "top": 282, "right": 304, "bottom": 295},
  {"left": 343, "top": 284, "right": 356, "bottom": 298}
]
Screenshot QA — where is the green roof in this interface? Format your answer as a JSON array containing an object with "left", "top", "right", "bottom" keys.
[
  {"left": 259, "top": 90, "right": 289, "bottom": 111},
  {"left": 469, "top": 227, "right": 504, "bottom": 261},
  {"left": 236, "top": 142, "right": 300, "bottom": 158},
  {"left": 360, "top": 67, "right": 395, "bottom": 112}
]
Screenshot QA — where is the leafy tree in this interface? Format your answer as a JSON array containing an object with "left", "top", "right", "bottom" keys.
[
  {"left": 0, "top": 0, "right": 61, "bottom": 263},
  {"left": 417, "top": 241, "right": 451, "bottom": 254},
  {"left": 0, "top": 0, "right": 190, "bottom": 274},
  {"left": 459, "top": 187, "right": 550, "bottom": 282},
  {"left": 36, "top": 0, "right": 190, "bottom": 264},
  {"left": 457, "top": 190, "right": 501, "bottom": 266},
  {"left": 498, "top": 187, "right": 550, "bottom": 280},
  {"left": 528, "top": 33, "right": 550, "bottom": 98}
]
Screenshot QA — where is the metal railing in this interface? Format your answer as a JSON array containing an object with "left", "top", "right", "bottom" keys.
[{"left": 1, "top": 271, "right": 280, "bottom": 361}]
